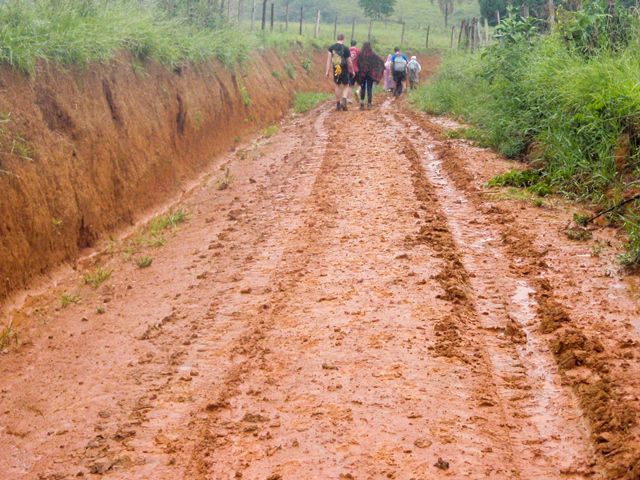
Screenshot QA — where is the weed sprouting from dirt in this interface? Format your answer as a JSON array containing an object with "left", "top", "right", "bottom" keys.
[
  {"left": 487, "top": 169, "right": 543, "bottom": 189},
  {"left": 136, "top": 256, "right": 153, "bottom": 268},
  {"left": 52, "top": 217, "right": 63, "bottom": 228},
  {"left": 126, "top": 209, "right": 188, "bottom": 252},
  {"left": 0, "top": 320, "right": 18, "bottom": 350},
  {"left": 61, "top": 292, "right": 81, "bottom": 308},
  {"left": 83, "top": 267, "right": 112, "bottom": 288},
  {"left": 302, "top": 58, "right": 312, "bottom": 71},
  {"left": 216, "top": 168, "right": 234, "bottom": 191},
  {"left": 238, "top": 80, "right": 252, "bottom": 107},
  {"left": 293, "top": 92, "right": 331, "bottom": 114},
  {"left": 565, "top": 226, "right": 593, "bottom": 241},
  {"left": 96, "top": 306, "right": 106, "bottom": 314},
  {"left": 285, "top": 64, "right": 296, "bottom": 79},
  {"left": 271, "top": 70, "right": 282, "bottom": 81},
  {"left": 262, "top": 125, "right": 279, "bottom": 138}
]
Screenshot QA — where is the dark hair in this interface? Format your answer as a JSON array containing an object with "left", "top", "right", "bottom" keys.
[
  {"left": 351, "top": 39, "right": 357, "bottom": 47},
  {"left": 337, "top": 33, "right": 345, "bottom": 41},
  {"left": 362, "top": 41, "right": 373, "bottom": 54},
  {"left": 394, "top": 47, "right": 400, "bottom": 53}
]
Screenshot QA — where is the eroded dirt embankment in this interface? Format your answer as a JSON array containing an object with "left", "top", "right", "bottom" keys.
[{"left": 0, "top": 48, "right": 325, "bottom": 301}]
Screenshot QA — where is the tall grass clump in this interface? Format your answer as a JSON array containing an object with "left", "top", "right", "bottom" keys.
[
  {"left": 0, "top": 0, "right": 251, "bottom": 74},
  {"left": 410, "top": 0, "right": 640, "bottom": 262}
]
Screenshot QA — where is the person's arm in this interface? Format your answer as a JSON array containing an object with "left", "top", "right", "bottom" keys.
[
  {"left": 347, "top": 56, "right": 354, "bottom": 75},
  {"left": 325, "top": 51, "right": 332, "bottom": 77}
]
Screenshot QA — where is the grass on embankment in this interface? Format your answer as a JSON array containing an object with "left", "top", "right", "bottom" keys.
[
  {"left": 409, "top": 10, "right": 640, "bottom": 264},
  {"left": 0, "top": 0, "right": 326, "bottom": 74}
]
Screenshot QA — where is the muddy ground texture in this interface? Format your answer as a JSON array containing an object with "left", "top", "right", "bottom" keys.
[{"left": 2, "top": 94, "right": 640, "bottom": 479}]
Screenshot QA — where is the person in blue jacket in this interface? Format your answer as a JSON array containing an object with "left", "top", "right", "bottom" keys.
[{"left": 390, "top": 47, "right": 408, "bottom": 97}]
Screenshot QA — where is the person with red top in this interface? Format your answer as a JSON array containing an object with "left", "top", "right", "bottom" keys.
[
  {"left": 356, "top": 41, "right": 385, "bottom": 110},
  {"left": 349, "top": 40, "right": 360, "bottom": 101}
]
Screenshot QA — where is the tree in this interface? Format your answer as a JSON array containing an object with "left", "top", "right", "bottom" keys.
[{"left": 358, "top": 0, "right": 397, "bottom": 20}]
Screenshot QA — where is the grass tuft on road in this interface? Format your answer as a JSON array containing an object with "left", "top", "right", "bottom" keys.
[{"left": 293, "top": 92, "right": 332, "bottom": 113}]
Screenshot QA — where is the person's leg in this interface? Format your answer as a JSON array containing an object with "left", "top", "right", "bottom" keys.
[
  {"left": 393, "top": 73, "right": 400, "bottom": 97},
  {"left": 398, "top": 74, "right": 404, "bottom": 96},
  {"left": 366, "top": 76, "right": 373, "bottom": 106},
  {"left": 334, "top": 82, "right": 341, "bottom": 109}
]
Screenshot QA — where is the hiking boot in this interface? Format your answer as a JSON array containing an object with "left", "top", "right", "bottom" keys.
[
  {"left": 360, "top": 102, "right": 365, "bottom": 111},
  {"left": 340, "top": 98, "right": 348, "bottom": 111},
  {"left": 367, "top": 103, "right": 372, "bottom": 110},
  {"left": 336, "top": 102, "right": 342, "bottom": 111}
]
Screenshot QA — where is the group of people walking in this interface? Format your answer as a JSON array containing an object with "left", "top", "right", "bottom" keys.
[{"left": 326, "top": 33, "right": 422, "bottom": 112}]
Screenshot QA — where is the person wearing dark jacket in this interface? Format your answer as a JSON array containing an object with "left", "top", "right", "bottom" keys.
[{"left": 356, "top": 42, "right": 385, "bottom": 110}]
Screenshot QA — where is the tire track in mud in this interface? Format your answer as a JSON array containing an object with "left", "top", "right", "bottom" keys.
[
  {"left": 396, "top": 106, "right": 640, "bottom": 479},
  {"left": 380, "top": 104, "right": 593, "bottom": 478}
]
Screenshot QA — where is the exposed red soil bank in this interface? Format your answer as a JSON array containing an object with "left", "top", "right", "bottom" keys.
[{"left": 0, "top": 48, "right": 325, "bottom": 301}]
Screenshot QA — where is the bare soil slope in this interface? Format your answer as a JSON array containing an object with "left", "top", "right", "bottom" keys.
[{"left": 0, "top": 49, "right": 325, "bottom": 301}]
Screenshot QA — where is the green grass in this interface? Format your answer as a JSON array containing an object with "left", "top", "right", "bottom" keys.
[
  {"left": 83, "top": 267, "right": 112, "bottom": 288},
  {"left": 136, "top": 256, "right": 153, "bottom": 268},
  {"left": 0, "top": 320, "right": 18, "bottom": 350},
  {"left": 293, "top": 92, "right": 331, "bottom": 113},
  {"left": 61, "top": 292, "right": 81, "bottom": 307},
  {"left": 216, "top": 167, "right": 234, "bottom": 190},
  {"left": 263, "top": 124, "right": 279, "bottom": 138},
  {"left": 410, "top": 10, "right": 640, "bottom": 263}
]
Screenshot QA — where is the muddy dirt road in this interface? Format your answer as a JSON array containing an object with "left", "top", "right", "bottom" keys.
[{"left": 2, "top": 97, "right": 640, "bottom": 479}]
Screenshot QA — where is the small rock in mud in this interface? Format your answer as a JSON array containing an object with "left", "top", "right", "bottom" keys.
[
  {"left": 339, "top": 474, "right": 355, "bottom": 480},
  {"left": 414, "top": 437, "right": 432, "bottom": 448},
  {"left": 266, "top": 475, "right": 282, "bottom": 480},
  {"left": 240, "top": 287, "right": 252, "bottom": 294},
  {"left": 395, "top": 253, "right": 410, "bottom": 260},
  {"left": 434, "top": 457, "right": 450, "bottom": 470},
  {"left": 322, "top": 363, "right": 339, "bottom": 370},
  {"left": 242, "top": 413, "right": 270, "bottom": 423}
]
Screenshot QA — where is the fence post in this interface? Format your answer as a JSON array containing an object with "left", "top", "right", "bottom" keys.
[
  {"left": 334, "top": 15, "right": 338, "bottom": 40},
  {"left": 400, "top": 20, "right": 406, "bottom": 47},
  {"left": 285, "top": 1, "right": 289, "bottom": 31},
  {"left": 250, "top": 0, "right": 256, "bottom": 30},
  {"left": 368, "top": 19, "right": 373, "bottom": 41},
  {"left": 458, "top": 19, "right": 465, "bottom": 47},
  {"left": 261, "top": 0, "right": 267, "bottom": 30},
  {"left": 220, "top": 0, "right": 225, "bottom": 15},
  {"left": 238, "top": 0, "right": 243, "bottom": 23},
  {"left": 426, "top": 24, "right": 430, "bottom": 49},
  {"left": 314, "top": 10, "right": 321, "bottom": 38},
  {"left": 496, "top": 9, "right": 501, "bottom": 24},
  {"left": 484, "top": 17, "right": 489, "bottom": 45},
  {"left": 547, "top": 0, "right": 555, "bottom": 26},
  {"left": 227, "top": 0, "right": 231, "bottom": 18},
  {"left": 450, "top": 25, "right": 455, "bottom": 48},
  {"left": 351, "top": 18, "right": 356, "bottom": 41},
  {"left": 270, "top": 2, "right": 274, "bottom": 31},
  {"left": 299, "top": 6, "right": 303, "bottom": 35}
]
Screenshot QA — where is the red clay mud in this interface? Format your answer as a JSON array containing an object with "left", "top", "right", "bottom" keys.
[{"left": 1, "top": 90, "right": 640, "bottom": 479}]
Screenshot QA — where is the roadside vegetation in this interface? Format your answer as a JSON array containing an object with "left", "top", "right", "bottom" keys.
[
  {"left": 410, "top": 1, "right": 640, "bottom": 264},
  {"left": 293, "top": 92, "right": 332, "bottom": 113}
]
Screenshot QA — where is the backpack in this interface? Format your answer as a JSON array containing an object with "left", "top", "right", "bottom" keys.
[
  {"left": 393, "top": 55, "right": 407, "bottom": 73},
  {"left": 331, "top": 45, "right": 346, "bottom": 76},
  {"left": 408, "top": 60, "right": 420, "bottom": 73}
]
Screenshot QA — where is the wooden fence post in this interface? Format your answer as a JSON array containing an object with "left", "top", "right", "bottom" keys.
[
  {"left": 299, "top": 6, "right": 303, "bottom": 35},
  {"left": 547, "top": 0, "right": 555, "bottom": 26},
  {"left": 426, "top": 24, "right": 430, "bottom": 48},
  {"left": 400, "top": 20, "right": 406, "bottom": 47},
  {"left": 314, "top": 10, "right": 321, "bottom": 38},
  {"left": 261, "top": 0, "right": 267, "bottom": 30},
  {"left": 496, "top": 9, "right": 501, "bottom": 24},
  {"left": 227, "top": 0, "right": 231, "bottom": 18},
  {"left": 450, "top": 25, "right": 455, "bottom": 48},
  {"left": 368, "top": 19, "right": 373, "bottom": 41},
  {"left": 334, "top": 15, "right": 338, "bottom": 40},
  {"left": 484, "top": 17, "right": 489, "bottom": 45},
  {"left": 270, "top": 2, "right": 274, "bottom": 31},
  {"left": 220, "top": 0, "right": 225, "bottom": 15},
  {"left": 250, "top": 0, "right": 256, "bottom": 30},
  {"left": 285, "top": 1, "right": 289, "bottom": 31},
  {"left": 351, "top": 18, "right": 356, "bottom": 41},
  {"left": 458, "top": 19, "right": 465, "bottom": 47}
]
